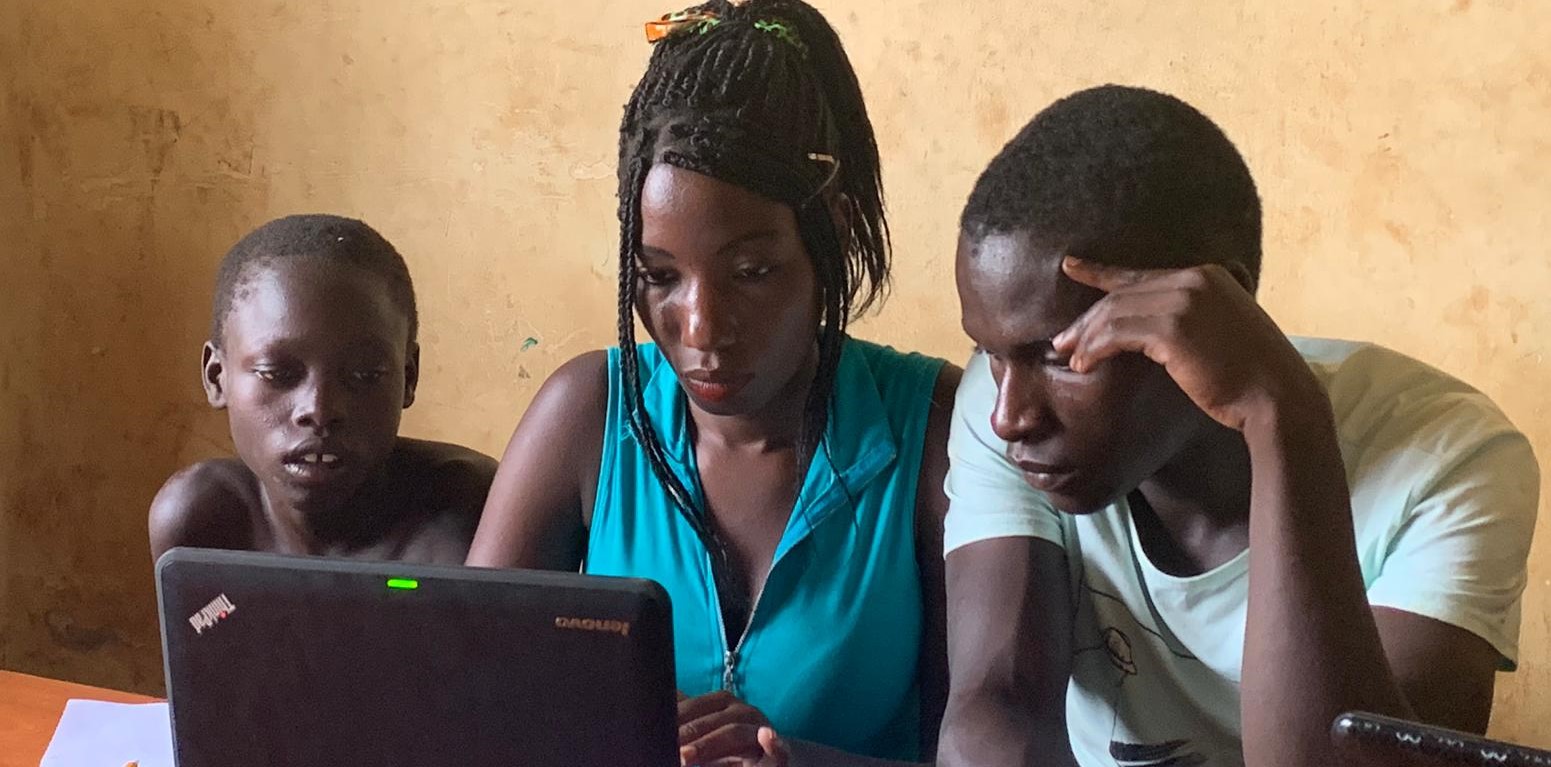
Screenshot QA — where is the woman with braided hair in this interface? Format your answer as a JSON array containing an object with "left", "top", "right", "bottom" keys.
[{"left": 469, "top": 1, "right": 958, "bottom": 764}]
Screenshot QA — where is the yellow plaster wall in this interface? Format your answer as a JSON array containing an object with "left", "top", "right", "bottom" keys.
[{"left": 2, "top": 0, "right": 1546, "bottom": 743}]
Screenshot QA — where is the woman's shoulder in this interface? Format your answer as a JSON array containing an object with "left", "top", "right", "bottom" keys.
[
  {"left": 519, "top": 350, "right": 614, "bottom": 443},
  {"left": 571, "top": 344, "right": 671, "bottom": 387},
  {"left": 552, "top": 348, "right": 615, "bottom": 394},
  {"left": 846, "top": 336, "right": 949, "bottom": 374},
  {"left": 844, "top": 337, "right": 960, "bottom": 404}
]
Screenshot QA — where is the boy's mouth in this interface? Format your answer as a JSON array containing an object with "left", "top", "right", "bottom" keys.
[
  {"left": 280, "top": 443, "right": 351, "bottom": 486},
  {"left": 282, "top": 454, "right": 345, "bottom": 485},
  {"left": 293, "top": 452, "right": 340, "bottom": 465}
]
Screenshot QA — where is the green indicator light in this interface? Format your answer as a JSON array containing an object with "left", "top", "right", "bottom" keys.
[{"left": 386, "top": 578, "right": 419, "bottom": 590}]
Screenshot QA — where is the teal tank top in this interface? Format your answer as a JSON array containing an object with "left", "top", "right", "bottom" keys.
[{"left": 585, "top": 338, "right": 944, "bottom": 760}]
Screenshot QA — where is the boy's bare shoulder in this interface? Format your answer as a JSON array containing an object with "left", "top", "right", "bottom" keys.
[
  {"left": 383, "top": 439, "right": 499, "bottom": 563},
  {"left": 392, "top": 438, "right": 498, "bottom": 498},
  {"left": 390, "top": 438, "right": 499, "bottom": 524},
  {"left": 149, "top": 459, "right": 261, "bottom": 559}
]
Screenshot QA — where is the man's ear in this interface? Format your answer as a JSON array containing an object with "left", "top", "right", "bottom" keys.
[
  {"left": 201, "top": 342, "right": 228, "bottom": 409},
  {"left": 1222, "top": 260, "right": 1258, "bottom": 295},
  {"left": 402, "top": 341, "right": 420, "bottom": 409}
]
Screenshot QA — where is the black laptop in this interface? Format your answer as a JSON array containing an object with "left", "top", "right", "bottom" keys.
[
  {"left": 1332, "top": 711, "right": 1551, "bottom": 766},
  {"left": 156, "top": 548, "right": 677, "bottom": 766}
]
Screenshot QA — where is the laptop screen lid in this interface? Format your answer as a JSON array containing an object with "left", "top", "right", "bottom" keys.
[
  {"left": 156, "top": 547, "right": 677, "bottom": 767},
  {"left": 1332, "top": 711, "right": 1551, "bottom": 767}
]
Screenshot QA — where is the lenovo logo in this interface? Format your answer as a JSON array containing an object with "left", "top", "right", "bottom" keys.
[{"left": 554, "top": 616, "right": 630, "bottom": 637}]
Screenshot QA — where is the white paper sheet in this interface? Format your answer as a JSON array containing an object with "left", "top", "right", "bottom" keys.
[{"left": 39, "top": 699, "right": 174, "bottom": 767}]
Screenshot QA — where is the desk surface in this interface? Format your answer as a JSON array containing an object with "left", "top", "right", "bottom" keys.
[{"left": 0, "top": 670, "right": 156, "bottom": 766}]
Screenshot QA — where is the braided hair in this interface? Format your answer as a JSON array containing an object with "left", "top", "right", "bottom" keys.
[{"left": 616, "top": 0, "right": 888, "bottom": 620}]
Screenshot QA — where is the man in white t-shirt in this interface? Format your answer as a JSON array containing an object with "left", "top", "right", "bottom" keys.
[{"left": 936, "top": 85, "right": 1539, "bottom": 767}]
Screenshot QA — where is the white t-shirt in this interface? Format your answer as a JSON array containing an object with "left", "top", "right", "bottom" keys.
[{"left": 944, "top": 337, "right": 1539, "bottom": 767}]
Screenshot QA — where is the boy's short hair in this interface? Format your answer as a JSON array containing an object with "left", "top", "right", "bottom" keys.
[
  {"left": 210, "top": 214, "right": 418, "bottom": 345},
  {"left": 961, "top": 84, "right": 1263, "bottom": 282}
]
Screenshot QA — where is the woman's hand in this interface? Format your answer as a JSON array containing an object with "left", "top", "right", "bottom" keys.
[{"left": 678, "top": 690, "right": 791, "bottom": 766}]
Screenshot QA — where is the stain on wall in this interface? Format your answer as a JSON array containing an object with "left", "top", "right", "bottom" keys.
[
  {"left": 1, "top": 0, "right": 1547, "bottom": 745},
  {"left": 1, "top": 0, "right": 264, "bottom": 692}
]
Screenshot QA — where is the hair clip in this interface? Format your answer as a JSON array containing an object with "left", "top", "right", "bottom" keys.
[
  {"left": 808, "top": 152, "right": 841, "bottom": 193},
  {"left": 645, "top": 9, "right": 722, "bottom": 43},
  {"left": 644, "top": 4, "right": 806, "bottom": 54},
  {"left": 753, "top": 19, "right": 806, "bottom": 53}
]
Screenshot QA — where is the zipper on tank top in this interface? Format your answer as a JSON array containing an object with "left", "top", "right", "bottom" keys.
[
  {"left": 685, "top": 453, "right": 775, "bottom": 697},
  {"left": 710, "top": 562, "right": 770, "bottom": 696},
  {"left": 684, "top": 436, "right": 791, "bottom": 698}
]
